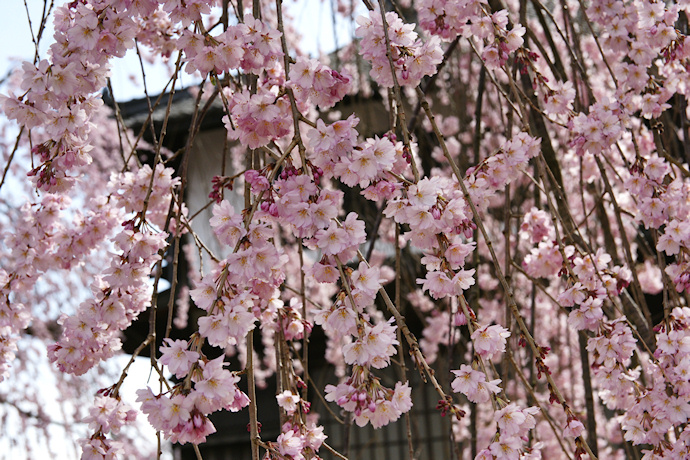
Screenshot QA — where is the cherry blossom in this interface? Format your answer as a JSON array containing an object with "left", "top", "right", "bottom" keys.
[{"left": 5, "top": 0, "right": 690, "bottom": 457}]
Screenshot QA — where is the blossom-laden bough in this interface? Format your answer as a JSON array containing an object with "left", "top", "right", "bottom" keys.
[{"left": 2, "top": 0, "right": 690, "bottom": 459}]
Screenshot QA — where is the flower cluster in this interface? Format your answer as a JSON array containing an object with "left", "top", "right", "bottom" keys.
[
  {"left": 1, "top": 0, "right": 138, "bottom": 192},
  {"left": 136, "top": 356, "right": 249, "bottom": 445},
  {"left": 618, "top": 307, "right": 690, "bottom": 456},
  {"left": 273, "top": 422, "right": 327, "bottom": 460},
  {"left": 343, "top": 318, "right": 398, "bottom": 369},
  {"left": 305, "top": 115, "right": 358, "bottom": 181},
  {"left": 159, "top": 338, "right": 200, "bottom": 379},
  {"left": 451, "top": 364, "right": 501, "bottom": 403},
  {"left": 520, "top": 207, "right": 553, "bottom": 244},
  {"left": 355, "top": 11, "right": 443, "bottom": 88},
  {"left": 179, "top": 14, "right": 283, "bottom": 76},
  {"left": 549, "top": 243, "right": 690, "bottom": 455},
  {"left": 417, "top": 0, "right": 485, "bottom": 40},
  {"left": 569, "top": 98, "right": 625, "bottom": 158},
  {"left": 480, "top": 403, "right": 540, "bottom": 459},
  {"left": 540, "top": 80, "right": 576, "bottom": 119},
  {"left": 451, "top": 363, "right": 540, "bottom": 456},
  {"left": 79, "top": 395, "right": 137, "bottom": 460},
  {"left": 465, "top": 132, "right": 541, "bottom": 211},
  {"left": 0, "top": 192, "right": 119, "bottom": 378},
  {"left": 522, "top": 240, "right": 563, "bottom": 279},
  {"left": 471, "top": 324, "right": 511, "bottom": 361},
  {"left": 270, "top": 172, "right": 342, "bottom": 238},
  {"left": 326, "top": 366, "right": 412, "bottom": 428},
  {"left": 623, "top": 153, "right": 690, "bottom": 294},
  {"left": 288, "top": 57, "right": 352, "bottom": 110},
  {"left": 223, "top": 87, "right": 292, "bottom": 149},
  {"left": 134, "top": 4, "right": 181, "bottom": 60},
  {"left": 48, "top": 165, "right": 177, "bottom": 375},
  {"left": 309, "top": 256, "right": 411, "bottom": 427},
  {"left": 334, "top": 135, "right": 401, "bottom": 189},
  {"left": 386, "top": 177, "right": 474, "bottom": 247},
  {"left": 418, "top": 0, "right": 526, "bottom": 69},
  {"left": 192, "top": 203, "right": 287, "bottom": 351},
  {"left": 271, "top": 390, "right": 327, "bottom": 459},
  {"left": 558, "top": 249, "right": 631, "bottom": 333}
]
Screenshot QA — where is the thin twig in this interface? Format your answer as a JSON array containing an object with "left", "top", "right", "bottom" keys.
[{"left": 0, "top": 127, "right": 24, "bottom": 191}]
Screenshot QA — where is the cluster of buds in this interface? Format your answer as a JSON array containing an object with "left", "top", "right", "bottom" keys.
[
  {"left": 436, "top": 396, "right": 466, "bottom": 420},
  {"left": 209, "top": 175, "right": 235, "bottom": 203}
]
